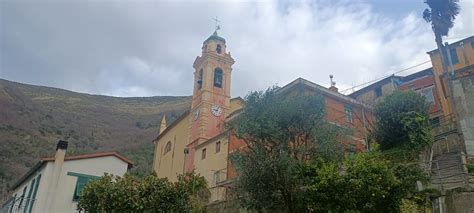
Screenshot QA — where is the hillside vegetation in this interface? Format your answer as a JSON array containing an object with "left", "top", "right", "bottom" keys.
[{"left": 0, "top": 79, "right": 191, "bottom": 195}]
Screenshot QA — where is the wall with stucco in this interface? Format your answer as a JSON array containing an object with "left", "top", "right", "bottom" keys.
[
  {"left": 445, "top": 190, "right": 474, "bottom": 213},
  {"left": 451, "top": 73, "right": 474, "bottom": 155},
  {"left": 6, "top": 156, "right": 128, "bottom": 213},
  {"left": 52, "top": 156, "right": 129, "bottom": 212},
  {"left": 194, "top": 134, "right": 229, "bottom": 202},
  {"left": 399, "top": 75, "right": 443, "bottom": 117},
  {"left": 353, "top": 81, "right": 398, "bottom": 106},
  {"left": 6, "top": 164, "right": 50, "bottom": 213},
  {"left": 153, "top": 112, "right": 191, "bottom": 182},
  {"left": 428, "top": 37, "right": 474, "bottom": 117}
]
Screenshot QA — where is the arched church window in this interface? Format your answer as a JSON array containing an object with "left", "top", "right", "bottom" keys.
[
  {"left": 214, "top": 68, "right": 223, "bottom": 88},
  {"left": 197, "top": 69, "right": 203, "bottom": 89},
  {"left": 164, "top": 141, "right": 172, "bottom": 155},
  {"left": 216, "top": 44, "right": 222, "bottom": 54}
]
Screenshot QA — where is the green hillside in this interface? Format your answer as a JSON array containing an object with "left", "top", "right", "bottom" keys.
[{"left": 0, "top": 79, "right": 191, "bottom": 196}]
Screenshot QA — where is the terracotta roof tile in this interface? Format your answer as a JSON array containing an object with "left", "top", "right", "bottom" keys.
[{"left": 41, "top": 152, "right": 134, "bottom": 168}]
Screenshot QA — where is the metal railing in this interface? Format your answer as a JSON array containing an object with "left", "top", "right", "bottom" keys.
[
  {"left": 425, "top": 152, "right": 472, "bottom": 192},
  {"left": 1, "top": 197, "right": 36, "bottom": 213}
]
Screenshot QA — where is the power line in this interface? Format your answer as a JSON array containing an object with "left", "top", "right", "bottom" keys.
[
  {"left": 339, "top": 60, "right": 431, "bottom": 94},
  {"left": 444, "top": 35, "right": 474, "bottom": 40},
  {"left": 339, "top": 34, "right": 473, "bottom": 94}
]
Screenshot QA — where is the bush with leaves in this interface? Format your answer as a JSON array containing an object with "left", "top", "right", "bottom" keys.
[
  {"left": 304, "top": 151, "right": 430, "bottom": 212},
  {"left": 77, "top": 171, "right": 210, "bottom": 212},
  {"left": 304, "top": 152, "right": 399, "bottom": 212}
]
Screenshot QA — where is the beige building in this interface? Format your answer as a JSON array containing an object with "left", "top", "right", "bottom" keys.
[
  {"left": 193, "top": 132, "right": 229, "bottom": 202},
  {"left": 349, "top": 75, "right": 402, "bottom": 106},
  {"left": 2, "top": 141, "right": 133, "bottom": 213}
]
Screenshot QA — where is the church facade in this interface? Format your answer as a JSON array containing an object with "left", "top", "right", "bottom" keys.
[{"left": 152, "top": 31, "right": 372, "bottom": 202}]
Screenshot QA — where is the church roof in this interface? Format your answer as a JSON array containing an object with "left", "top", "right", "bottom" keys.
[
  {"left": 204, "top": 31, "right": 226, "bottom": 43},
  {"left": 279, "top": 78, "right": 373, "bottom": 109},
  {"left": 153, "top": 110, "right": 190, "bottom": 142}
]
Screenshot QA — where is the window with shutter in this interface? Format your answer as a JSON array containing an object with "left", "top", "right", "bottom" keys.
[
  {"left": 216, "top": 141, "right": 221, "bottom": 153},
  {"left": 375, "top": 87, "right": 382, "bottom": 97},
  {"left": 73, "top": 177, "right": 88, "bottom": 201},
  {"left": 68, "top": 172, "right": 100, "bottom": 201},
  {"left": 344, "top": 105, "right": 353, "bottom": 123},
  {"left": 18, "top": 186, "right": 27, "bottom": 210},
  {"left": 27, "top": 174, "right": 41, "bottom": 213},
  {"left": 23, "top": 178, "right": 36, "bottom": 212},
  {"left": 450, "top": 48, "right": 460, "bottom": 64}
]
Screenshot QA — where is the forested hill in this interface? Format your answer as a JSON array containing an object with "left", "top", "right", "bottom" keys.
[{"left": 0, "top": 78, "right": 191, "bottom": 194}]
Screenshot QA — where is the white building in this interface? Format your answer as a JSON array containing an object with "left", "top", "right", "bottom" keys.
[{"left": 2, "top": 140, "right": 133, "bottom": 213}]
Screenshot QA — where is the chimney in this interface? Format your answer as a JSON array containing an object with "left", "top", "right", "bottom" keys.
[
  {"left": 55, "top": 140, "right": 68, "bottom": 161},
  {"left": 329, "top": 75, "right": 338, "bottom": 92},
  {"left": 44, "top": 140, "right": 68, "bottom": 211}
]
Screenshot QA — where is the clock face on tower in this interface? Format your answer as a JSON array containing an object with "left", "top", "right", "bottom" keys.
[{"left": 210, "top": 104, "right": 223, "bottom": 117}]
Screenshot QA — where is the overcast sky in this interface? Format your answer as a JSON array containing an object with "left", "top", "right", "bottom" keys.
[{"left": 1, "top": 0, "right": 473, "bottom": 97}]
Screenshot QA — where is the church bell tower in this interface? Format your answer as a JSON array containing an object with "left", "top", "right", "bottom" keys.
[{"left": 185, "top": 29, "right": 235, "bottom": 172}]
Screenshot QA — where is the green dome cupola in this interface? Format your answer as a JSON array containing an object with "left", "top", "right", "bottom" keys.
[{"left": 204, "top": 31, "right": 226, "bottom": 44}]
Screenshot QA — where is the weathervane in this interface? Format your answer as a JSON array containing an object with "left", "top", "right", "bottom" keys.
[{"left": 213, "top": 16, "right": 221, "bottom": 32}]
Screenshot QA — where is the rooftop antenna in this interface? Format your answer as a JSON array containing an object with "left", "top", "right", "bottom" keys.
[{"left": 330, "top": 75, "right": 336, "bottom": 87}]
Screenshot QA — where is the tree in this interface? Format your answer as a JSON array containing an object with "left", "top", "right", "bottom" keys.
[
  {"left": 423, "top": 0, "right": 460, "bottom": 73},
  {"left": 373, "top": 91, "right": 432, "bottom": 152},
  {"left": 372, "top": 91, "right": 434, "bottom": 211},
  {"left": 228, "top": 87, "right": 342, "bottom": 212},
  {"left": 77, "top": 171, "right": 210, "bottom": 212}
]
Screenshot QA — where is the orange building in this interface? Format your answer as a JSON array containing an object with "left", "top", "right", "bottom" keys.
[
  {"left": 398, "top": 68, "right": 443, "bottom": 120},
  {"left": 350, "top": 68, "right": 444, "bottom": 122},
  {"left": 349, "top": 36, "right": 474, "bottom": 156},
  {"left": 226, "top": 78, "right": 373, "bottom": 181},
  {"left": 427, "top": 36, "right": 474, "bottom": 156},
  {"left": 427, "top": 36, "right": 474, "bottom": 117}
]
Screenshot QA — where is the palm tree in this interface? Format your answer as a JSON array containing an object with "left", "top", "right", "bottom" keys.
[{"left": 423, "top": 0, "right": 460, "bottom": 72}]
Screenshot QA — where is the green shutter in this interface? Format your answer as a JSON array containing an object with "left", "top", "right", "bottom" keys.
[
  {"left": 23, "top": 178, "right": 36, "bottom": 213},
  {"left": 68, "top": 172, "right": 100, "bottom": 201},
  {"left": 18, "top": 186, "right": 27, "bottom": 210},
  {"left": 28, "top": 174, "right": 41, "bottom": 213},
  {"left": 73, "top": 177, "right": 88, "bottom": 201}
]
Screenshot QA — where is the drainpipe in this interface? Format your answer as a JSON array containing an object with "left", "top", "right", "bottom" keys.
[{"left": 362, "top": 107, "right": 369, "bottom": 151}]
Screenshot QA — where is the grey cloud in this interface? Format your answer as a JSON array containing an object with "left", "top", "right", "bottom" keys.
[{"left": 0, "top": 0, "right": 472, "bottom": 97}]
